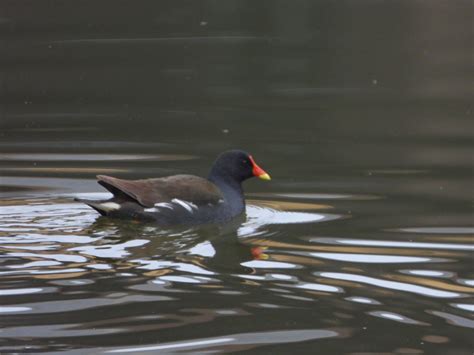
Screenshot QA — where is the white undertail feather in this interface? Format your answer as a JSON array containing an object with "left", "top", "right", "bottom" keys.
[{"left": 144, "top": 207, "right": 158, "bottom": 212}]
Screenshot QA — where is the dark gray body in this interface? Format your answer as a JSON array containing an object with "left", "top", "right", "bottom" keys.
[{"left": 75, "top": 150, "right": 261, "bottom": 225}]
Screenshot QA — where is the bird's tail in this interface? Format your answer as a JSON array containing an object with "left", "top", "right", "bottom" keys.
[{"left": 74, "top": 197, "right": 119, "bottom": 216}]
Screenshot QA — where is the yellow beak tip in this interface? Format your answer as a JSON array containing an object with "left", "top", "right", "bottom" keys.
[{"left": 258, "top": 173, "right": 271, "bottom": 181}]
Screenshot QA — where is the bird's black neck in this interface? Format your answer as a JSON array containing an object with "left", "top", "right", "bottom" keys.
[{"left": 208, "top": 174, "right": 245, "bottom": 216}]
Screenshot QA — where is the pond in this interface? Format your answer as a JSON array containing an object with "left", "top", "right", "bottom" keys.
[{"left": 1, "top": 1, "right": 473, "bottom": 354}]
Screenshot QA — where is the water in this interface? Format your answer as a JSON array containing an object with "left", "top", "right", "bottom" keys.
[{"left": 1, "top": 1, "right": 473, "bottom": 354}]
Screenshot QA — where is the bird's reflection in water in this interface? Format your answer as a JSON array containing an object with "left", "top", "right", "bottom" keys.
[
  {"left": 75, "top": 200, "right": 336, "bottom": 280},
  {"left": 79, "top": 213, "right": 258, "bottom": 277}
]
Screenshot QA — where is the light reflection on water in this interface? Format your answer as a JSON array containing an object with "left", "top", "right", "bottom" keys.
[
  {"left": 0, "top": 192, "right": 472, "bottom": 353},
  {"left": 1, "top": 0, "right": 472, "bottom": 351},
  {"left": 310, "top": 237, "right": 474, "bottom": 251},
  {"left": 101, "top": 329, "right": 342, "bottom": 354}
]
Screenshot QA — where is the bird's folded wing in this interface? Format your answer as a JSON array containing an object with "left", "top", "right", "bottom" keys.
[{"left": 97, "top": 174, "right": 223, "bottom": 208}]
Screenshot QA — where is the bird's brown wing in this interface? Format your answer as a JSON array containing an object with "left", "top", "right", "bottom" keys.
[{"left": 96, "top": 174, "right": 223, "bottom": 208}]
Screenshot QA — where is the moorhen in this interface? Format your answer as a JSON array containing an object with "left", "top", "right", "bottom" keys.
[{"left": 75, "top": 150, "right": 271, "bottom": 225}]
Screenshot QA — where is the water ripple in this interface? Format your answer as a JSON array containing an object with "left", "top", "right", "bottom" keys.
[
  {"left": 239, "top": 204, "right": 339, "bottom": 237},
  {"left": 368, "top": 311, "right": 429, "bottom": 326},
  {"left": 103, "top": 329, "right": 341, "bottom": 353},
  {"left": 317, "top": 272, "right": 466, "bottom": 298},
  {"left": 0, "top": 193, "right": 471, "bottom": 352},
  {"left": 428, "top": 310, "right": 474, "bottom": 329},
  {"left": 52, "top": 36, "right": 273, "bottom": 46},
  {"left": 307, "top": 252, "right": 442, "bottom": 264},
  {"left": 0, "top": 153, "right": 195, "bottom": 162},
  {"left": 309, "top": 237, "right": 474, "bottom": 251},
  {"left": 0, "top": 294, "right": 173, "bottom": 315}
]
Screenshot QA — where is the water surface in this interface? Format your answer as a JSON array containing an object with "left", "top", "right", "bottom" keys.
[{"left": 1, "top": 1, "right": 473, "bottom": 354}]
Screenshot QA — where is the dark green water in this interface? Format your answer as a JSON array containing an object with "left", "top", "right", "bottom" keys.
[{"left": 1, "top": 1, "right": 473, "bottom": 354}]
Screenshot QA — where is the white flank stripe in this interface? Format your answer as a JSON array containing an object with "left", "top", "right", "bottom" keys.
[
  {"left": 154, "top": 202, "right": 174, "bottom": 210},
  {"left": 100, "top": 202, "right": 121, "bottom": 211},
  {"left": 172, "top": 199, "right": 196, "bottom": 213}
]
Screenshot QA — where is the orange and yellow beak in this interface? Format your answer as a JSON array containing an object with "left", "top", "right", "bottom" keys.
[{"left": 249, "top": 155, "right": 271, "bottom": 181}]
